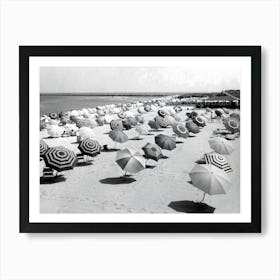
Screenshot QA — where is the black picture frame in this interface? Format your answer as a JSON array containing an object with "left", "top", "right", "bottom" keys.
[{"left": 20, "top": 46, "right": 261, "bottom": 233}]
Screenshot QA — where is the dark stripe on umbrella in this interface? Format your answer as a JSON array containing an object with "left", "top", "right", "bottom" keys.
[
  {"left": 78, "top": 139, "right": 102, "bottom": 157},
  {"left": 40, "top": 140, "right": 49, "bottom": 156},
  {"left": 204, "top": 153, "right": 232, "bottom": 173}
]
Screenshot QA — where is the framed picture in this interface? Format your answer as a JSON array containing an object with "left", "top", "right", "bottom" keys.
[{"left": 20, "top": 46, "right": 261, "bottom": 233}]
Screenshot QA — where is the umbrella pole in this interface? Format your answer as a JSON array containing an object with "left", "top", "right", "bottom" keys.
[{"left": 200, "top": 192, "right": 206, "bottom": 203}]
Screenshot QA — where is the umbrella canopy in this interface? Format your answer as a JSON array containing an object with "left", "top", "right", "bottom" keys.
[
  {"left": 148, "top": 120, "right": 160, "bottom": 130},
  {"left": 155, "top": 134, "right": 176, "bottom": 151},
  {"left": 43, "top": 146, "right": 78, "bottom": 172},
  {"left": 78, "top": 139, "right": 102, "bottom": 157},
  {"left": 116, "top": 148, "right": 146, "bottom": 173},
  {"left": 137, "top": 107, "right": 145, "bottom": 114},
  {"left": 230, "top": 112, "right": 240, "bottom": 120},
  {"left": 109, "top": 129, "right": 128, "bottom": 143},
  {"left": 158, "top": 109, "right": 169, "bottom": 118},
  {"left": 215, "top": 109, "right": 223, "bottom": 117},
  {"left": 118, "top": 112, "right": 126, "bottom": 119},
  {"left": 79, "top": 127, "right": 95, "bottom": 139},
  {"left": 222, "top": 108, "right": 229, "bottom": 114},
  {"left": 46, "top": 125, "right": 64, "bottom": 138},
  {"left": 142, "top": 142, "right": 162, "bottom": 161},
  {"left": 172, "top": 122, "right": 189, "bottom": 139},
  {"left": 185, "top": 120, "right": 200, "bottom": 134},
  {"left": 40, "top": 140, "right": 49, "bottom": 156},
  {"left": 209, "top": 137, "right": 234, "bottom": 155},
  {"left": 126, "top": 117, "right": 138, "bottom": 127},
  {"left": 96, "top": 116, "right": 104, "bottom": 126},
  {"left": 164, "top": 115, "right": 176, "bottom": 126},
  {"left": 224, "top": 117, "right": 240, "bottom": 133},
  {"left": 154, "top": 116, "right": 168, "bottom": 128},
  {"left": 49, "top": 112, "right": 58, "bottom": 119},
  {"left": 189, "top": 164, "right": 231, "bottom": 195},
  {"left": 135, "top": 115, "right": 145, "bottom": 124},
  {"left": 144, "top": 104, "right": 151, "bottom": 112},
  {"left": 135, "top": 124, "right": 148, "bottom": 136},
  {"left": 204, "top": 153, "right": 232, "bottom": 173},
  {"left": 192, "top": 116, "right": 206, "bottom": 127},
  {"left": 110, "top": 120, "right": 124, "bottom": 131}
]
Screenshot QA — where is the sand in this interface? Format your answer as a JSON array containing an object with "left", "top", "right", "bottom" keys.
[{"left": 40, "top": 107, "right": 240, "bottom": 214}]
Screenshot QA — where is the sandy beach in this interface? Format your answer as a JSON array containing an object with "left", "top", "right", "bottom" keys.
[{"left": 40, "top": 106, "right": 240, "bottom": 214}]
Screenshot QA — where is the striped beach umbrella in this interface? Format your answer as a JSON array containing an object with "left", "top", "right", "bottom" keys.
[
  {"left": 204, "top": 153, "right": 232, "bottom": 173},
  {"left": 116, "top": 148, "right": 146, "bottom": 173},
  {"left": 154, "top": 116, "right": 168, "bottom": 128},
  {"left": 224, "top": 117, "right": 240, "bottom": 133},
  {"left": 158, "top": 109, "right": 168, "bottom": 118},
  {"left": 209, "top": 137, "right": 234, "bottom": 155},
  {"left": 185, "top": 120, "right": 200, "bottom": 134},
  {"left": 148, "top": 120, "right": 160, "bottom": 130},
  {"left": 144, "top": 104, "right": 151, "bottom": 112},
  {"left": 142, "top": 142, "right": 162, "bottom": 161},
  {"left": 109, "top": 129, "right": 128, "bottom": 143},
  {"left": 189, "top": 164, "right": 232, "bottom": 198},
  {"left": 118, "top": 112, "right": 126, "bottom": 119},
  {"left": 172, "top": 122, "right": 189, "bottom": 139},
  {"left": 40, "top": 140, "right": 49, "bottom": 156},
  {"left": 43, "top": 146, "right": 77, "bottom": 172},
  {"left": 155, "top": 134, "right": 176, "bottom": 151},
  {"left": 49, "top": 112, "right": 58, "bottom": 119},
  {"left": 110, "top": 120, "right": 124, "bottom": 131},
  {"left": 78, "top": 139, "right": 102, "bottom": 157},
  {"left": 192, "top": 116, "right": 206, "bottom": 127}
]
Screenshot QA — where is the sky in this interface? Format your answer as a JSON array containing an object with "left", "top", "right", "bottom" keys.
[{"left": 40, "top": 67, "right": 240, "bottom": 94}]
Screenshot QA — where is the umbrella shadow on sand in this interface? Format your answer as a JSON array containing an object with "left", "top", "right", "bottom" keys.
[
  {"left": 145, "top": 165, "right": 156, "bottom": 169},
  {"left": 40, "top": 175, "right": 66, "bottom": 184},
  {"left": 76, "top": 161, "right": 93, "bottom": 167},
  {"left": 176, "top": 140, "right": 184, "bottom": 144},
  {"left": 168, "top": 201, "right": 215, "bottom": 213},
  {"left": 129, "top": 137, "right": 144, "bottom": 141},
  {"left": 100, "top": 176, "right": 136, "bottom": 185}
]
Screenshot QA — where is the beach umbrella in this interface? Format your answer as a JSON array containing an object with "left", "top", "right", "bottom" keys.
[
  {"left": 40, "top": 121, "right": 46, "bottom": 130},
  {"left": 192, "top": 116, "right": 206, "bottom": 127},
  {"left": 110, "top": 120, "right": 124, "bottom": 131},
  {"left": 189, "top": 164, "right": 231, "bottom": 201},
  {"left": 115, "top": 148, "right": 146, "bottom": 174},
  {"left": 78, "top": 139, "right": 102, "bottom": 157},
  {"left": 215, "top": 109, "right": 223, "bottom": 117},
  {"left": 204, "top": 153, "right": 232, "bottom": 173},
  {"left": 49, "top": 112, "right": 58, "bottom": 119},
  {"left": 206, "top": 107, "right": 212, "bottom": 113},
  {"left": 137, "top": 107, "right": 145, "bottom": 114},
  {"left": 126, "top": 117, "right": 138, "bottom": 127},
  {"left": 158, "top": 109, "right": 168, "bottom": 118},
  {"left": 46, "top": 125, "right": 64, "bottom": 138},
  {"left": 164, "top": 115, "right": 176, "bottom": 126},
  {"left": 43, "top": 146, "right": 78, "bottom": 172},
  {"left": 185, "top": 120, "right": 200, "bottom": 134},
  {"left": 40, "top": 140, "right": 49, "bottom": 156},
  {"left": 168, "top": 108, "right": 176, "bottom": 116},
  {"left": 142, "top": 142, "right": 162, "bottom": 161},
  {"left": 135, "top": 115, "right": 145, "bottom": 124},
  {"left": 104, "top": 115, "right": 114, "bottom": 124},
  {"left": 172, "top": 122, "right": 189, "bottom": 139},
  {"left": 64, "top": 124, "right": 78, "bottom": 136},
  {"left": 75, "top": 119, "right": 96, "bottom": 129},
  {"left": 155, "top": 134, "right": 176, "bottom": 151},
  {"left": 148, "top": 120, "right": 160, "bottom": 130},
  {"left": 208, "top": 137, "right": 234, "bottom": 155},
  {"left": 144, "top": 104, "right": 151, "bottom": 112},
  {"left": 135, "top": 124, "right": 148, "bottom": 136},
  {"left": 78, "top": 127, "right": 95, "bottom": 139},
  {"left": 109, "top": 129, "right": 128, "bottom": 144},
  {"left": 96, "top": 116, "right": 104, "bottom": 126},
  {"left": 222, "top": 108, "right": 229, "bottom": 114},
  {"left": 122, "top": 119, "right": 132, "bottom": 130},
  {"left": 97, "top": 109, "right": 105, "bottom": 116},
  {"left": 154, "top": 116, "right": 168, "bottom": 128},
  {"left": 191, "top": 111, "right": 198, "bottom": 118},
  {"left": 230, "top": 112, "right": 240, "bottom": 121},
  {"left": 224, "top": 117, "right": 240, "bottom": 133},
  {"left": 118, "top": 112, "right": 126, "bottom": 119}
]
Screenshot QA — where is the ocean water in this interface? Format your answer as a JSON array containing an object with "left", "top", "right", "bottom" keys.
[{"left": 40, "top": 95, "right": 163, "bottom": 115}]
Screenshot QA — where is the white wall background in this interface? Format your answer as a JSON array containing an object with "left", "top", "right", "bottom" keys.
[{"left": 0, "top": 0, "right": 279, "bottom": 279}]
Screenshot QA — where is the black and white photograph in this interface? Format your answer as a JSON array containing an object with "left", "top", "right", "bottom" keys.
[{"left": 39, "top": 66, "right": 241, "bottom": 214}]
